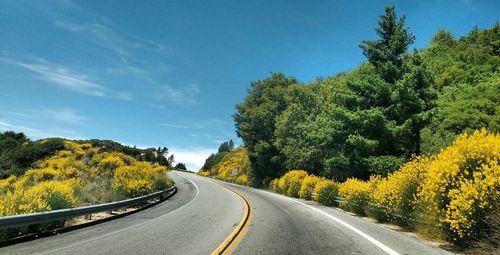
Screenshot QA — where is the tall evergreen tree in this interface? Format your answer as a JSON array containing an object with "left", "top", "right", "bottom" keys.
[{"left": 360, "top": 6, "right": 415, "bottom": 84}]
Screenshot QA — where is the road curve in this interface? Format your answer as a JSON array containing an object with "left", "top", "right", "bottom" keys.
[
  {"left": 0, "top": 171, "right": 245, "bottom": 255},
  {"left": 216, "top": 180, "right": 449, "bottom": 255},
  {"left": 2, "top": 171, "right": 450, "bottom": 255}
]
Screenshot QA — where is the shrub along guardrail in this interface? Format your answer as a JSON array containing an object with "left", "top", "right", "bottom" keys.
[
  {"left": 331, "top": 195, "right": 429, "bottom": 225},
  {"left": 0, "top": 186, "right": 176, "bottom": 230}
]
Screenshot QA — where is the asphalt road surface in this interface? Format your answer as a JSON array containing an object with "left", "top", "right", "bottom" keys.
[{"left": 0, "top": 171, "right": 450, "bottom": 255}]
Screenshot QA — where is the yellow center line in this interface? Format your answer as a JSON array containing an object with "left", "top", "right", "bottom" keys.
[{"left": 210, "top": 182, "right": 253, "bottom": 255}]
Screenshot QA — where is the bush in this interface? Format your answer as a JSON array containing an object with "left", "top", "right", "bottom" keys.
[
  {"left": 286, "top": 170, "right": 308, "bottom": 197},
  {"left": 338, "top": 178, "right": 372, "bottom": 216},
  {"left": 417, "top": 129, "right": 500, "bottom": 243},
  {"left": 370, "top": 157, "right": 428, "bottom": 227},
  {"left": 276, "top": 170, "right": 307, "bottom": 195},
  {"left": 313, "top": 179, "right": 339, "bottom": 206},
  {"left": 299, "top": 175, "right": 322, "bottom": 200},
  {"left": 0, "top": 180, "right": 77, "bottom": 216},
  {"left": 113, "top": 162, "right": 172, "bottom": 198}
]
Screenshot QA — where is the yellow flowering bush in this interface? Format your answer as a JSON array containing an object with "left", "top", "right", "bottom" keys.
[
  {"left": 286, "top": 170, "right": 308, "bottom": 197},
  {"left": 235, "top": 175, "right": 250, "bottom": 186},
  {"left": 338, "top": 178, "right": 372, "bottom": 215},
  {"left": 208, "top": 147, "right": 254, "bottom": 185},
  {"left": 417, "top": 129, "right": 500, "bottom": 242},
  {"left": 198, "top": 171, "right": 210, "bottom": 177},
  {"left": 113, "top": 162, "right": 172, "bottom": 198},
  {"left": 274, "top": 170, "right": 308, "bottom": 196},
  {"left": 370, "top": 157, "right": 429, "bottom": 226},
  {"left": 0, "top": 181, "right": 77, "bottom": 216},
  {"left": 299, "top": 175, "right": 322, "bottom": 200},
  {"left": 313, "top": 179, "right": 339, "bottom": 206},
  {"left": 0, "top": 176, "right": 16, "bottom": 194}
]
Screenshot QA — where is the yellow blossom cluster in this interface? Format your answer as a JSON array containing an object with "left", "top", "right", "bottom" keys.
[
  {"left": 202, "top": 147, "right": 253, "bottom": 186},
  {"left": 338, "top": 178, "right": 373, "bottom": 215},
  {"left": 417, "top": 129, "right": 499, "bottom": 241},
  {"left": 113, "top": 162, "right": 172, "bottom": 197},
  {"left": 299, "top": 175, "right": 323, "bottom": 200},
  {"left": 313, "top": 179, "right": 338, "bottom": 206},
  {"left": 370, "top": 157, "right": 429, "bottom": 225}
]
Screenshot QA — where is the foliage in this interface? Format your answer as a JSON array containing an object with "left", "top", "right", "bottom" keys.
[
  {"left": 113, "top": 162, "right": 172, "bottom": 198},
  {"left": 200, "top": 147, "right": 253, "bottom": 186},
  {"left": 299, "top": 175, "right": 322, "bottom": 200},
  {"left": 175, "top": 162, "right": 187, "bottom": 170},
  {"left": 417, "top": 129, "right": 499, "bottom": 243},
  {"left": 359, "top": 6, "right": 415, "bottom": 84},
  {"left": 313, "top": 179, "right": 339, "bottom": 206},
  {"left": 218, "top": 140, "right": 235, "bottom": 153},
  {"left": 338, "top": 177, "right": 378, "bottom": 216},
  {"left": 0, "top": 141, "right": 173, "bottom": 218},
  {"left": 233, "top": 73, "right": 299, "bottom": 185},
  {"left": 1, "top": 180, "right": 77, "bottom": 215},
  {"left": 285, "top": 170, "right": 308, "bottom": 198},
  {"left": 370, "top": 157, "right": 428, "bottom": 227},
  {"left": 0, "top": 131, "right": 65, "bottom": 178},
  {"left": 200, "top": 140, "right": 236, "bottom": 172}
]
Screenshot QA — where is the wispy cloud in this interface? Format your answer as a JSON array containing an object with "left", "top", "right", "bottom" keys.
[
  {"left": 1, "top": 56, "right": 131, "bottom": 100},
  {"left": 0, "top": 120, "right": 82, "bottom": 139},
  {"left": 55, "top": 20, "right": 172, "bottom": 63},
  {"left": 159, "top": 85, "right": 200, "bottom": 105},
  {"left": 42, "top": 108, "right": 87, "bottom": 124},
  {"left": 3, "top": 107, "right": 87, "bottom": 125},
  {"left": 159, "top": 123, "right": 189, "bottom": 129}
]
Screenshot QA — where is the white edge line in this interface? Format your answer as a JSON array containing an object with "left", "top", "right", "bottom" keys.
[
  {"left": 39, "top": 171, "right": 200, "bottom": 255},
  {"left": 194, "top": 177, "right": 400, "bottom": 255},
  {"left": 270, "top": 192, "right": 400, "bottom": 255}
]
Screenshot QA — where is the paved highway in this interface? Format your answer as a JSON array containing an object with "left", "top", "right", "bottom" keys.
[{"left": 1, "top": 171, "right": 450, "bottom": 255}]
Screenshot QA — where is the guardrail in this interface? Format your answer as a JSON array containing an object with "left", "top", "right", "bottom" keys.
[{"left": 0, "top": 186, "right": 177, "bottom": 230}]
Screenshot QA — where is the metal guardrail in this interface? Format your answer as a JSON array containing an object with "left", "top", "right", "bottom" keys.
[{"left": 0, "top": 186, "right": 176, "bottom": 229}]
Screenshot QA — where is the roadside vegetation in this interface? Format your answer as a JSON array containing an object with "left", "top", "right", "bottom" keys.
[
  {"left": 0, "top": 140, "right": 173, "bottom": 216},
  {"left": 202, "top": 6, "right": 499, "bottom": 252},
  {"left": 271, "top": 130, "right": 499, "bottom": 248},
  {"left": 199, "top": 141, "right": 253, "bottom": 186},
  {"left": 0, "top": 132, "right": 175, "bottom": 240}
]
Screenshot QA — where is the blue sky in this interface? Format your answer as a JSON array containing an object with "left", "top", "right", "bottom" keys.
[{"left": 1, "top": 0, "right": 498, "bottom": 170}]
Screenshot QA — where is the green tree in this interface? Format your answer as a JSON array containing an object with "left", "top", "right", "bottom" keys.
[
  {"left": 360, "top": 6, "right": 415, "bottom": 84},
  {"left": 234, "top": 73, "right": 298, "bottom": 185},
  {"left": 175, "top": 163, "right": 187, "bottom": 170}
]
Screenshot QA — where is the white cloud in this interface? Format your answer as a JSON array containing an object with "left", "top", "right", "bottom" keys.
[
  {"left": 1, "top": 56, "right": 132, "bottom": 100},
  {"left": 55, "top": 20, "right": 172, "bottom": 62},
  {"left": 0, "top": 120, "right": 82, "bottom": 140},
  {"left": 159, "top": 123, "right": 189, "bottom": 129},
  {"left": 159, "top": 85, "right": 200, "bottom": 105},
  {"left": 169, "top": 148, "right": 215, "bottom": 172},
  {"left": 42, "top": 108, "right": 87, "bottom": 124}
]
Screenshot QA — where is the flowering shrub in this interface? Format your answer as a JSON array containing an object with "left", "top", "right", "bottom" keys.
[
  {"left": 313, "top": 179, "right": 338, "bottom": 206},
  {"left": 417, "top": 129, "right": 499, "bottom": 242},
  {"left": 338, "top": 178, "right": 372, "bottom": 215},
  {"left": 263, "top": 129, "right": 498, "bottom": 245},
  {"left": 113, "top": 162, "right": 172, "bottom": 198},
  {"left": 0, "top": 181, "right": 77, "bottom": 216},
  {"left": 0, "top": 176, "right": 16, "bottom": 194},
  {"left": 370, "top": 157, "right": 428, "bottom": 227},
  {"left": 299, "top": 175, "right": 322, "bottom": 200},
  {"left": 207, "top": 148, "right": 254, "bottom": 185},
  {"left": 286, "top": 170, "right": 308, "bottom": 197}
]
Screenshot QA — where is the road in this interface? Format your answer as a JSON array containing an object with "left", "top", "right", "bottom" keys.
[{"left": 0, "top": 171, "right": 449, "bottom": 255}]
